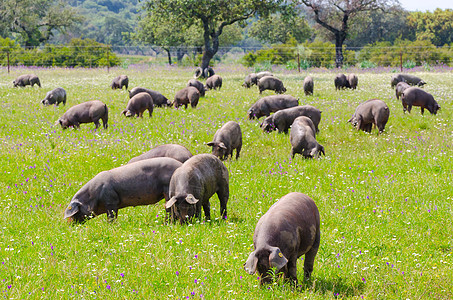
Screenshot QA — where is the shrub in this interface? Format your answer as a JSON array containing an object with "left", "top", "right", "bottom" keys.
[
  {"left": 359, "top": 60, "right": 377, "bottom": 69},
  {"left": 0, "top": 37, "right": 120, "bottom": 67}
]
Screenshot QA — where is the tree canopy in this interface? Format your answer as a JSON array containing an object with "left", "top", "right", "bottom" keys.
[
  {"left": 248, "top": 13, "right": 312, "bottom": 44},
  {"left": 142, "top": 0, "right": 284, "bottom": 72},
  {"left": 407, "top": 9, "right": 453, "bottom": 46},
  {"left": 0, "top": 0, "right": 82, "bottom": 47}
]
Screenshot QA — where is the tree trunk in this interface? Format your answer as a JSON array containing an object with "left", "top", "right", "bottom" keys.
[
  {"left": 200, "top": 49, "right": 214, "bottom": 70},
  {"left": 176, "top": 48, "right": 185, "bottom": 63},
  {"left": 164, "top": 48, "right": 172, "bottom": 65},
  {"left": 335, "top": 37, "right": 344, "bottom": 68}
]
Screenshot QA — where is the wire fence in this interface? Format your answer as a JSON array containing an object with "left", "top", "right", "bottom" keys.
[{"left": 1, "top": 44, "right": 452, "bottom": 72}]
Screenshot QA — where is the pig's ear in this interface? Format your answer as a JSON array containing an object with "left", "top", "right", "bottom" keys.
[
  {"left": 244, "top": 251, "right": 258, "bottom": 275},
  {"left": 269, "top": 247, "right": 288, "bottom": 270},
  {"left": 207, "top": 142, "right": 215, "bottom": 147},
  {"left": 165, "top": 196, "right": 177, "bottom": 209},
  {"left": 218, "top": 142, "right": 227, "bottom": 150},
  {"left": 185, "top": 194, "right": 199, "bottom": 204},
  {"left": 64, "top": 201, "right": 80, "bottom": 219}
]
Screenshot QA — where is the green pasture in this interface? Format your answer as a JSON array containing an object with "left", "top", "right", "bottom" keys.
[{"left": 0, "top": 66, "right": 452, "bottom": 299}]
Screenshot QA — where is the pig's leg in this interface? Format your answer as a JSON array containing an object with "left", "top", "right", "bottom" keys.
[
  {"left": 100, "top": 188, "right": 120, "bottom": 221},
  {"left": 201, "top": 201, "right": 210, "bottom": 220},
  {"left": 286, "top": 257, "right": 298, "bottom": 285},
  {"left": 217, "top": 183, "right": 229, "bottom": 220},
  {"left": 235, "top": 144, "right": 241, "bottom": 159},
  {"left": 303, "top": 230, "right": 320, "bottom": 280}
]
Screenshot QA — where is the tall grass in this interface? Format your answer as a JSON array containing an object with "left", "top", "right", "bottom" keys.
[{"left": 0, "top": 66, "right": 452, "bottom": 299}]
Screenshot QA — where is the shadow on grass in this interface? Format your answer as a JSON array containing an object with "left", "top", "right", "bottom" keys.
[{"left": 298, "top": 276, "right": 365, "bottom": 298}]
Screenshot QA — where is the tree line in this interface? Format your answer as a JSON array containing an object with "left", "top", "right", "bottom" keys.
[{"left": 0, "top": 0, "right": 452, "bottom": 68}]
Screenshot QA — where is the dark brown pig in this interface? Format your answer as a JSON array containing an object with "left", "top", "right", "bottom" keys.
[
  {"left": 401, "top": 87, "right": 440, "bottom": 115},
  {"left": 165, "top": 154, "right": 229, "bottom": 224},
  {"left": 258, "top": 76, "right": 286, "bottom": 94},
  {"left": 290, "top": 116, "right": 325, "bottom": 158},
  {"left": 244, "top": 192, "right": 320, "bottom": 284},
  {"left": 347, "top": 74, "right": 358, "bottom": 89},
  {"left": 206, "top": 75, "right": 222, "bottom": 90},
  {"left": 41, "top": 87, "right": 66, "bottom": 106},
  {"left": 64, "top": 157, "right": 183, "bottom": 223},
  {"left": 207, "top": 121, "right": 242, "bottom": 160},
  {"left": 395, "top": 82, "right": 411, "bottom": 100},
  {"left": 128, "top": 87, "right": 171, "bottom": 107},
  {"left": 391, "top": 74, "right": 426, "bottom": 88},
  {"left": 128, "top": 144, "right": 193, "bottom": 164},
  {"left": 334, "top": 74, "right": 350, "bottom": 90},
  {"left": 111, "top": 75, "right": 129, "bottom": 90},
  {"left": 173, "top": 86, "right": 200, "bottom": 109},
  {"left": 57, "top": 100, "right": 108, "bottom": 129},
  {"left": 261, "top": 105, "right": 321, "bottom": 134},
  {"left": 187, "top": 79, "right": 207, "bottom": 96},
  {"left": 122, "top": 92, "right": 153, "bottom": 118},
  {"left": 303, "top": 76, "right": 314, "bottom": 95},
  {"left": 247, "top": 95, "right": 299, "bottom": 120},
  {"left": 348, "top": 99, "right": 390, "bottom": 133},
  {"left": 13, "top": 74, "right": 41, "bottom": 87}
]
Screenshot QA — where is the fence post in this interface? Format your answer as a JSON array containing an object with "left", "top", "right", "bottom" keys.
[
  {"left": 400, "top": 51, "right": 403, "bottom": 72},
  {"left": 297, "top": 52, "right": 300, "bottom": 73},
  {"left": 7, "top": 51, "right": 10, "bottom": 74}
]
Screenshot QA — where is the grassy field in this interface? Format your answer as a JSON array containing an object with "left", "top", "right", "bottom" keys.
[{"left": 0, "top": 65, "right": 452, "bottom": 299}]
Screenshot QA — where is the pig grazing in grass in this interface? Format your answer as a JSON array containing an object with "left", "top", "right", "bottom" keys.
[
  {"left": 261, "top": 105, "right": 322, "bottom": 134},
  {"left": 347, "top": 74, "right": 358, "bottom": 89},
  {"left": 348, "top": 99, "right": 390, "bottom": 133},
  {"left": 334, "top": 74, "right": 350, "bottom": 90},
  {"left": 128, "top": 87, "right": 171, "bottom": 107},
  {"left": 111, "top": 75, "right": 129, "bottom": 90},
  {"left": 206, "top": 75, "right": 222, "bottom": 90},
  {"left": 303, "top": 76, "right": 314, "bottom": 95},
  {"left": 166, "top": 154, "right": 229, "bottom": 224},
  {"left": 57, "top": 100, "right": 108, "bottom": 130},
  {"left": 13, "top": 74, "right": 41, "bottom": 87},
  {"left": 401, "top": 87, "right": 440, "bottom": 115},
  {"left": 41, "top": 87, "right": 66, "bottom": 106},
  {"left": 244, "top": 192, "right": 320, "bottom": 284},
  {"left": 122, "top": 92, "right": 153, "bottom": 118},
  {"left": 248, "top": 95, "right": 299, "bottom": 120},
  {"left": 258, "top": 76, "right": 286, "bottom": 94},
  {"left": 290, "top": 116, "right": 325, "bottom": 158},
  {"left": 391, "top": 74, "right": 426, "bottom": 88},
  {"left": 128, "top": 144, "right": 193, "bottom": 164},
  {"left": 395, "top": 82, "right": 411, "bottom": 100},
  {"left": 173, "top": 86, "right": 200, "bottom": 109},
  {"left": 207, "top": 121, "right": 242, "bottom": 160},
  {"left": 187, "top": 79, "right": 207, "bottom": 96},
  {"left": 64, "top": 157, "right": 183, "bottom": 223}
]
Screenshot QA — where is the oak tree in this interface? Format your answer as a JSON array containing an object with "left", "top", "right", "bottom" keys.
[{"left": 298, "top": 0, "right": 397, "bottom": 67}]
